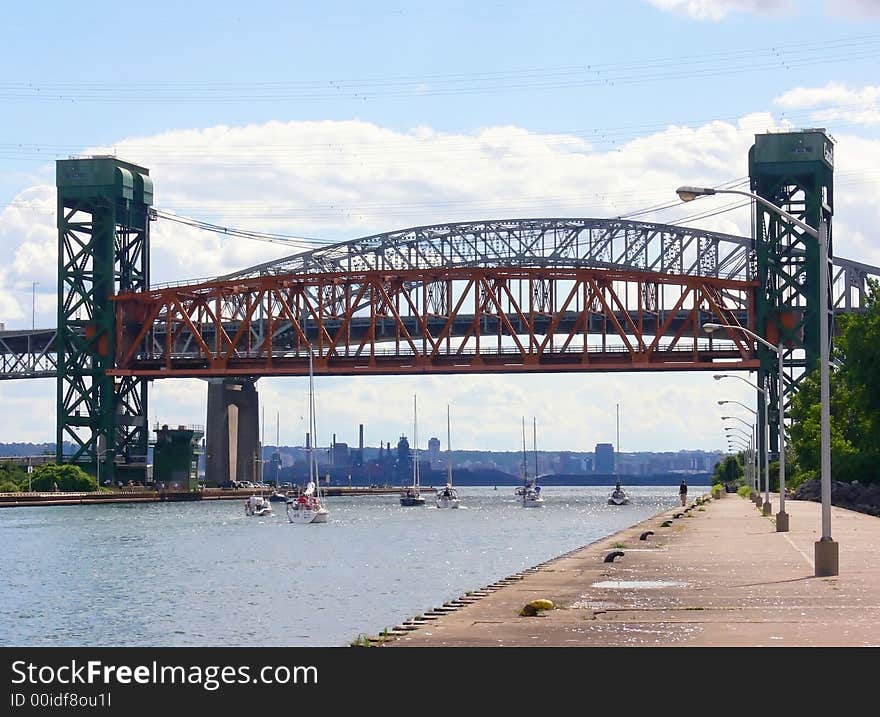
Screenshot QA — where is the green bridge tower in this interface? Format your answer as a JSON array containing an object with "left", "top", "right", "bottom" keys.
[
  {"left": 56, "top": 157, "right": 153, "bottom": 485},
  {"left": 749, "top": 129, "right": 834, "bottom": 460}
]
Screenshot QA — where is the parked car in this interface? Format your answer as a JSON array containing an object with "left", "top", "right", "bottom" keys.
[{"left": 219, "top": 480, "right": 240, "bottom": 490}]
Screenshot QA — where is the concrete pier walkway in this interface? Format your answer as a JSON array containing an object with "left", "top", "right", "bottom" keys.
[{"left": 383, "top": 492, "right": 880, "bottom": 646}]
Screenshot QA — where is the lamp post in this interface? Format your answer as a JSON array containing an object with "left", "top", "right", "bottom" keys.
[
  {"left": 706, "top": 322, "right": 788, "bottom": 531},
  {"left": 718, "top": 400, "right": 760, "bottom": 502},
  {"left": 724, "top": 425, "right": 753, "bottom": 488},
  {"left": 27, "top": 281, "right": 39, "bottom": 374},
  {"left": 679, "top": 184, "right": 835, "bottom": 575},
  {"left": 723, "top": 417, "right": 755, "bottom": 488},
  {"left": 726, "top": 435, "right": 752, "bottom": 488},
  {"left": 96, "top": 434, "right": 106, "bottom": 492},
  {"left": 716, "top": 374, "right": 771, "bottom": 516}
]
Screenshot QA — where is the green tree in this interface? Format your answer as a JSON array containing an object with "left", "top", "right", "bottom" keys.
[
  {"left": 788, "top": 279, "right": 880, "bottom": 486},
  {"left": 0, "top": 461, "right": 27, "bottom": 491},
  {"left": 30, "top": 463, "right": 98, "bottom": 492},
  {"left": 712, "top": 454, "right": 743, "bottom": 485}
]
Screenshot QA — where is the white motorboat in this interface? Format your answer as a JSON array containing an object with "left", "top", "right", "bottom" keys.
[
  {"left": 436, "top": 405, "right": 460, "bottom": 509},
  {"left": 245, "top": 494, "right": 273, "bottom": 516},
  {"left": 287, "top": 349, "right": 329, "bottom": 525}
]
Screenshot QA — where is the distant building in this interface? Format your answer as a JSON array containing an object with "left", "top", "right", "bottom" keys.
[
  {"left": 594, "top": 443, "right": 615, "bottom": 474},
  {"left": 331, "top": 441, "right": 350, "bottom": 468},
  {"left": 428, "top": 437, "right": 441, "bottom": 466}
]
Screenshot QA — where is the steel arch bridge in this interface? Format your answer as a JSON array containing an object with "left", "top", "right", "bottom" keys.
[{"left": 106, "top": 217, "right": 879, "bottom": 379}]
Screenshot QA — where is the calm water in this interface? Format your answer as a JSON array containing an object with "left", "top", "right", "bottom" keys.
[{"left": 0, "top": 485, "right": 703, "bottom": 647}]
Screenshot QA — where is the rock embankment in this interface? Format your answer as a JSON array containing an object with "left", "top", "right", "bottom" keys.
[{"left": 793, "top": 478, "right": 880, "bottom": 517}]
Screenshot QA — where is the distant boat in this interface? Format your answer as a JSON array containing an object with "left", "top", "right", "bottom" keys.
[
  {"left": 436, "top": 405, "right": 460, "bottom": 509},
  {"left": 245, "top": 494, "right": 273, "bottom": 516},
  {"left": 608, "top": 481, "right": 630, "bottom": 506},
  {"left": 286, "top": 350, "right": 329, "bottom": 524},
  {"left": 518, "top": 417, "right": 544, "bottom": 508},
  {"left": 400, "top": 395, "right": 426, "bottom": 506}
]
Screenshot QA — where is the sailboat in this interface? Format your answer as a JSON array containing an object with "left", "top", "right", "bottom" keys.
[
  {"left": 517, "top": 417, "right": 544, "bottom": 507},
  {"left": 286, "top": 350, "right": 329, "bottom": 524},
  {"left": 608, "top": 480, "right": 630, "bottom": 505},
  {"left": 436, "top": 404, "right": 460, "bottom": 509},
  {"left": 245, "top": 408, "right": 273, "bottom": 515},
  {"left": 400, "top": 395, "right": 426, "bottom": 506}
]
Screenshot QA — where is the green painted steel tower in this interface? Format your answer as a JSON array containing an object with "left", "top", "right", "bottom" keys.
[
  {"left": 56, "top": 157, "right": 153, "bottom": 484},
  {"left": 749, "top": 129, "right": 834, "bottom": 457}
]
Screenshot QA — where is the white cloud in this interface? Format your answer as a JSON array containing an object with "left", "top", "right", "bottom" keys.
[
  {"left": 827, "top": 0, "right": 880, "bottom": 17},
  {"left": 2, "top": 112, "right": 878, "bottom": 451},
  {"left": 645, "top": 0, "right": 791, "bottom": 21},
  {"left": 774, "top": 83, "right": 880, "bottom": 125}
]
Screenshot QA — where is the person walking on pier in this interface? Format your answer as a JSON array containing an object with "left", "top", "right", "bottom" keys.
[{"left": 679, "top": 480, "right": 688, "bottom": 506}]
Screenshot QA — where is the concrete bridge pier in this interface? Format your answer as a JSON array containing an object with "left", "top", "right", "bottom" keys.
[{"left": 205, "top": 378, "right": 260, "bottom": 485}]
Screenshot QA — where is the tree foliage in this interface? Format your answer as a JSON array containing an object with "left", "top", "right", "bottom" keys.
[
  {"left": 29, "top": 463, "right": 97, "bottom": 492},
  {"left": 0, "top": 461, "right": 27, "bottom": 491},
  {"left": 712, "top": 454, "right": 743, "bottom": 485},
  {"left": 788, "top": 279, "right": 880, "bottom": 486}
]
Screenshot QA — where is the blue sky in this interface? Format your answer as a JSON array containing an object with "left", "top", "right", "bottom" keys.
[{"left": 2, "top": 0, "right": 880, "bottom": 452}]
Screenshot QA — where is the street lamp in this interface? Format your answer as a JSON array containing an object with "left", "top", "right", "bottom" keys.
[
  {"left": 718, "top": 400, "right": 760, "bottom": 502},
  {"left": 723, "top": 416, "right": 756, "bottom": 489},
  {"left": 707, "top": 322, "right": 789, "bottom": 532},
  {"left": 726, "top": 435, "right": 751, "bottom": 478},
  {"left": 679, "top": 184, "right": 835, "bottom": 575},
  {"left": 726, "top": 434, "right": 753, "bottom": 489},
  {"left": 96, "top": 434, "right": 106, "bottom": 491},
  {"left": 716, "top": 374, "right": 771, "bottom": 516}
]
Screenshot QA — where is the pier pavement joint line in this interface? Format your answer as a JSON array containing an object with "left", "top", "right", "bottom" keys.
[{"left": 782, "top": 531, "right": 815, "bottom": 569}]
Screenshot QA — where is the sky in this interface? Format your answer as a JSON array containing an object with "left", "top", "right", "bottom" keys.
[{"left": 2, "top": 0, "right": 880, "bottom": 453}]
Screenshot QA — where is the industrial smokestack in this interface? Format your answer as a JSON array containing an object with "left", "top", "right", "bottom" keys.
[{"left": 359, "top": 424, "right": 364, "bottom": 451}]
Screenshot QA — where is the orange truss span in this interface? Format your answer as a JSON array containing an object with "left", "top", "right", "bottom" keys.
[{"left": 110, "top": 266, "right": 759, "bottom": 377}]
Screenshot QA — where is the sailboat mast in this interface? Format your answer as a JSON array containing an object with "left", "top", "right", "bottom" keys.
[
  {"left": 413, "top": 394, "right": 419, "bottom": 489},
  {"left": 447, "top": 404, "right": 452, "bottom": 486},
  {"left": 309, "top": 349, "right": 316, "bottom": 485},
  {"left": 521, "top": 416, "right": 527, "bottom": 480},
  {"left": 276, "top": 410, "right": 280, "bottom": 485},
  {"left": 533, "top": 417, "right": 538, "bottom": 484}
]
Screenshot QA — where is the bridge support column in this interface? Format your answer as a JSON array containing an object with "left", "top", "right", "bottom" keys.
[{"left": 205, "top": 378, "right": 260, "bottom": 485}]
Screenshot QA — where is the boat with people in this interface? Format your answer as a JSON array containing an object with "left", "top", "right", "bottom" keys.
[
  {"left": 517, "top": 417, "right": 544, "bottom": 508},
  {"left": 608, "top": 480, "right": 630, "bottom": 505},
  {"left": 400, "top": 395, "right": 427, "bottom": 506},
  {"left": 287, "top": 480, "right": 329, "bottom": 524},
  {"left": 286, "top": 349, "right": 330, "bottom": 525},
  {"left": 245, "top": 494, "right": 273, "bottom": 516},
  {"left": 436, "top": 405, "right": 460, "bottom": 509}
]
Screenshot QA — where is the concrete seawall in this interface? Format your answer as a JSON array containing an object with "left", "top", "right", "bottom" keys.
[{"left": 369, "top": 492, "right": 880, "bottom": 647}]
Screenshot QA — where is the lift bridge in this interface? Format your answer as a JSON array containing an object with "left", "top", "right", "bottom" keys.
[{"left": 2, "top": 129, "right": 878, "bottom": 485}]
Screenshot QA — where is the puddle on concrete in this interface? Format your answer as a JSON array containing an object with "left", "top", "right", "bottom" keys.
[{"left": 591, "top": 580, "right": 687, "bottom": 589}]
